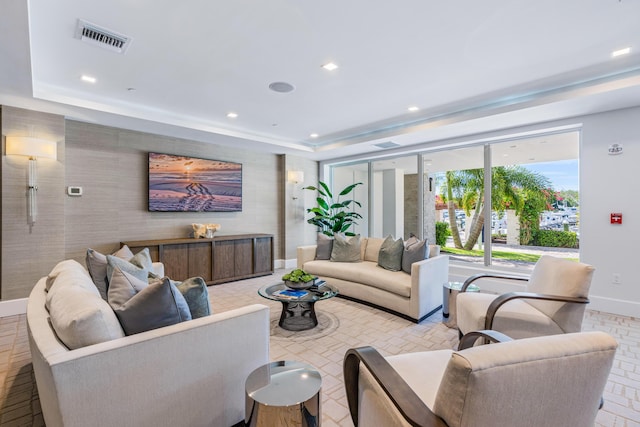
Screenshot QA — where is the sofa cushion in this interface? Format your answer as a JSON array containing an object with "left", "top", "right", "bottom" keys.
[
  {"left": 402, "top": 238, "right": 428, "bottom": 274},
  {"left": 108, "top": 267, "right": 192, "bottom": 335},
  {"left": 378, "top": 235, "right": 404, "bottom": 271},
  {"left": 45, "top": 261, "right": 125, "bottom": 349},
  {"left": 45, "top": 259, "right": 95, "bottom": 293},
  {"left": 315, "top": 234, "right": 334, "bottom": 260},
  {"left": 174, "top": 277, "right": 212, "bottom": 319},
  {"left": 85, "top": 245, "right": 135, "bottom": 299},
  {"left": 331, "top": 234, "right": 362, "bottom": 263},
  {"left": 364, "top": 237, "right": 384, "bottom": 262},
  {"left": 303, "top": 260, "right": 412, "bottom": 298}
]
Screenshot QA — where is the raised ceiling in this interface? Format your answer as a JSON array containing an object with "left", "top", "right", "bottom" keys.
[{"left": 1, "top": 0, "right": 639, "bottom": 161}]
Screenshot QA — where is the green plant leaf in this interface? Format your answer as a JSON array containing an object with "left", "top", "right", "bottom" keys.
[
  {"left": 338, "top": 182, "right": 363, "bottom": 196},
  {"left": 317, "top": 197, "right": 329, "bottom": 210},
  {"left": 319, "top": 181, "right": 333, "bottom": 199}
]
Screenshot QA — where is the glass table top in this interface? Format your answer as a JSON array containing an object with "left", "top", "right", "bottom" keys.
[{"left": 258, "top": 282, "right": 338, "bottom": 303}]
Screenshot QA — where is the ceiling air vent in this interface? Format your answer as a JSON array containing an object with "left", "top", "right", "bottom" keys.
[
  {"left": 374, "top": 141, "right": 400, "bottom": 149},
  {"left": 74, "top": 19, "right": 132, "bottom": 54}
]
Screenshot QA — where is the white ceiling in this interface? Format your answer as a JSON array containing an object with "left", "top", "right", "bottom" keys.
[{"left": 1, "top": 0, "right": 639, "bottom": 161}]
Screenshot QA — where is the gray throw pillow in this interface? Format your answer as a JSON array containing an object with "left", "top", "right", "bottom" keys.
[
  {"left": 106, "top": 254, "right": 150, "bottom": 286},
  {"left": 108, "top": 267, "right": 192, "bottom": 335},
  {"left": 378, "top": 235, "right": 404, "bottom": 271},
  {"left": 128, "top": 248, "right": 159, "bottom": 279},
  {"left": 330, "top": 234, "right": 361, "bottom": 262},
  {"left": 315, "top": 234, "right": 334, "bottom": 260},
  {"left": 175, "top": 277, "right": 212, "bottom": 319},
  {"left": 85, "top": 245, "right": 135, "bottom": 300},
  {"left": 402, "top": 238, "right": 428, "bottom": 274}
]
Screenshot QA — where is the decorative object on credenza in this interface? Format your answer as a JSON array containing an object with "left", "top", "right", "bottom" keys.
[
  {"left": 282, "top": 269, "right": 316, "bottom": 290},
  {"left": 148, "top": 152, "right": 242, "bottom": 212},
  {"left": 192, "top": 223, "right": 221, "bottom": 238}
]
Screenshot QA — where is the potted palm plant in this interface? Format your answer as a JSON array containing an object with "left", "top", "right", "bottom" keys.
[{"left": 304, "top": 181, "right": 363, "bottom": 236}]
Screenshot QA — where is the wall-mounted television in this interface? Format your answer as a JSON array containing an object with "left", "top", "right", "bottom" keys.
[{"left": 148, "top": 152, "right": 242, "bottom": 212}]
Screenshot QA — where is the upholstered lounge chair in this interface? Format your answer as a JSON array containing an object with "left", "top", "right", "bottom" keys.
[
  {"left": 456, "top": 255, "right": 594, "bottom": 339},
  {"left": 344, "top": 330, "right": 617, "bottom": 427}
]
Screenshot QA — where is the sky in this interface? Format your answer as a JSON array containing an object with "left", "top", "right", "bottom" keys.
[{"left": 522, "top": 159, "right": 579, "bottom": 191}]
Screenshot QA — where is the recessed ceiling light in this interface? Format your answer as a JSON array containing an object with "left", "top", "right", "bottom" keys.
[
  {"left": 322, "top": 62, "right": 338, "bottom": 71},
  {"left": 408, "top": 106, "right": 419, "bottom": 112},
  {"left": 612, "top": 47, "right": 631, "bottom": 57},
  {"left": 310, "top": 133, "right": 319, "bottom": 138},
  {"left": 226, "top": 112, "right": 238, "bottom": 119},
  {"left": 81, "top": 75, "right": 96, "bottom": 83}
]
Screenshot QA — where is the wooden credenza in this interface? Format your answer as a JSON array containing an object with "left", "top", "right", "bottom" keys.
[{"left": 121, "top": 234, "right": 273, "bottom": 285}]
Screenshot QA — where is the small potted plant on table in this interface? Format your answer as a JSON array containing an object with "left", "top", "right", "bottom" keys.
[{"left": 282, "top": 269, "right": 316, "bottom": 290}]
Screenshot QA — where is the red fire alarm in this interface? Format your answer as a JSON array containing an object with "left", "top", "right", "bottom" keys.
[{"left": 610, "top": 213, "right": 622, "bottom": 224}]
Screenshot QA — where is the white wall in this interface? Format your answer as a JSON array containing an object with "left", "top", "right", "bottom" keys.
[{"left": 580, "top": 107, "right": 640, "bottom": 316}]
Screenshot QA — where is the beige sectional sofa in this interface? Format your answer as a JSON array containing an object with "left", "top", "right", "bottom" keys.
[
  {"left": 27, "top": 259, "right": 270, "bottom": 427},
  {"left": 297, "top": 237, "right": 449, "bottom": 322}
]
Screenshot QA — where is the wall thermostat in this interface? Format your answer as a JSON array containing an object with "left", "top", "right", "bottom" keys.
[{"left": 67, "top": 186, "right": 83, "bottom": 196}]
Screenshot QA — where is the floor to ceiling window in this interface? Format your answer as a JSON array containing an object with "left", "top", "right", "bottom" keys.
[{"left": 324, "top": 130, "right": 580, "bottom": 272}]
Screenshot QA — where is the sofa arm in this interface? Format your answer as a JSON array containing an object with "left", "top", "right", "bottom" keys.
[
  {"left": 297, "top": 245, "right": 318, "bottom": 269},
  {"left": 40, "top": 304, "right": 270, "bottom": 427},
  {"left": 410, "top": 255, "right": 450, "bottom": 320},
  {"left": 151, "top": 262, "right": 164, "bottom": 277}
]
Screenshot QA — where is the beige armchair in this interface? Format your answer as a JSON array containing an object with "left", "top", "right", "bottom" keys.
[
  {"left": 456, "top": 255, "right": 594, "bottom": 339},
  {"left": 344, "top": 330, "right": 617, "bottom": 427}
]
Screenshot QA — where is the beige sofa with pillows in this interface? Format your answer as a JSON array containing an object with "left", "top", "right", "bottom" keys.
[
  {"left": 297, "top": 234, "right": 449, "bottom": 322},
  {"left": 27, "top": 246, "right": 270, "bottom": 427}
]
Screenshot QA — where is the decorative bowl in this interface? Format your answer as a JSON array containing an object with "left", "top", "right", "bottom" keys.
[{"left": 284, "top": 279, "right": 315, "bottom": 290}]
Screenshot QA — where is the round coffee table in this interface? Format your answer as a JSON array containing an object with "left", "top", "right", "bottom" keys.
[{"left": 258, "top": 282, "right": 338, "bottom": 331}]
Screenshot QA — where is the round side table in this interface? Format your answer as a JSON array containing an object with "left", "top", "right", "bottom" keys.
[
  {"left": 245, "top": 360, "right": 322, "bottom": 426},
  {"left": 442, "top": 281, "right": 479, "bottom": 328}
]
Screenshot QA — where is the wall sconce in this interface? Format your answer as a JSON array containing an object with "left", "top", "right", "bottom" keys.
[
  {"left": 287, "top": 170, "right": 304, "bottom": 184},
  {"left": 5, "top": 136, "right": 57, "bottom": 225},
  {"left": 287, "top": 170, "right": 304, "bottom": 200}
]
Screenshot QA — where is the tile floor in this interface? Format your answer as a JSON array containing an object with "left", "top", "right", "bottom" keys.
[{"left": 1, "top": 270, "right": 639, "bottom": 426}]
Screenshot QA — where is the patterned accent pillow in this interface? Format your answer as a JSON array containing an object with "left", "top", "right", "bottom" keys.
[
  {"left": 378, "top": 235, "right": 404, "bottom": 271},
  {"left": 330, "top": 234, "right": 362, "bottom": 262},
  {"left": 108, "top": 266, "right": 192, "bottom": 335}
]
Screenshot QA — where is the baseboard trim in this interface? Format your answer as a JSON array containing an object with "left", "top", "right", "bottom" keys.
[
  {"left": 588, "top": 295, "right": 640, "bottom": 318},
  {"left": 0, "top": 298, "right": 28, "bottom": 317}
]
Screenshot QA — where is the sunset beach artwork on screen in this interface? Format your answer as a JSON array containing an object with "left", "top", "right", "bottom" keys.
[{"left": 148, "top": 152, "right": 242, "bottom": 212}]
